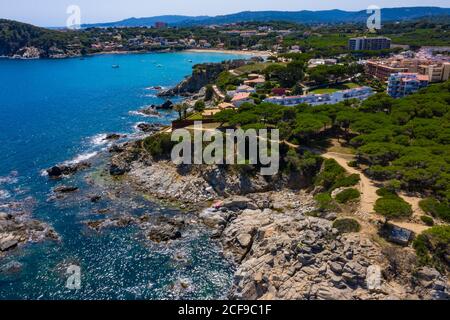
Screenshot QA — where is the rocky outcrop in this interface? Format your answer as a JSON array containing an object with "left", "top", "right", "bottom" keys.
[
  {"left": 136, "top": 123, "right": 164, "bottom": 133},
  {"left": 156, "top": 100, "right": 174, "bottom": 110},
  {"left": 14, "top": 46, "right": 43, "bottom": 59},
  {"left": 128, "top": 161, "right": 282, "bottom": 204},
  {"left": 53, "top": 185, "right": 78, "bottom": 193},
  {"left": 158, "top": 60, "right": 247, "bottom": 97},
  {"left": 46, "top": 162, "right": 91, "bottom": 178},
  {"left": 85, "top": 214, "right": 185, "bottom": 243},
  {"left": 147, "top": 216, "right": 185, "bottom": 243},
  {"left": 195, "top": 190, "right": 449, "bottom": 300},
  {"left": 108, "top": 141, "right": 144, "bottom": 176},
  {"left": 137, "top": 106, "right": 161, "bottom": 117},
  {"left": 104, "top": 133, "right": 125, "bottom": 141},
  {"left": 0, "top": 202, "right": 59, "bottom": 258}
]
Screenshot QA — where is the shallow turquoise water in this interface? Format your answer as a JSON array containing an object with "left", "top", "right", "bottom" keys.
[{"left": 0, "top": 51, "right": 245, "bottom": 299}]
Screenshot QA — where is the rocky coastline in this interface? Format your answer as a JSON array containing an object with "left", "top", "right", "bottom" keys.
[
  {"left": 89, "top": 136, "right": 449, "bottom": 300},
  {"left": 0, "top": 197, "right": 59, "bottom": 260}
]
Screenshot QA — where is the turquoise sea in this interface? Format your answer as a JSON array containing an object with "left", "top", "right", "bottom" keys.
[{"left": 0, "top": 51, "right": 246, "bottom": 299}]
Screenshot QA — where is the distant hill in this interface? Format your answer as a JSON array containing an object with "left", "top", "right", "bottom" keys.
[
  {"left": 81, "top": 7, "right": 450, "bottom": 28},
  {"left": 0, "top": 19, "right": 63, "bottom": 56},
  {"left": 82, "top": 15, "right": 208, "bottom": 28}
]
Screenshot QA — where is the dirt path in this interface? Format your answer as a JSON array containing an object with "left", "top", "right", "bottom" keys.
[
  {"left": 322, "top": 152, "right": 379, "bottom": 215},
  {"left": 322, "top": 150, "right": 429, "bottom": 234}
]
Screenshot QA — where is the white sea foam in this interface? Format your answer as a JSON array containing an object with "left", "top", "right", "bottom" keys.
[
  {"left": 0, "top": 189, "right": 11, "bottom": 199},
  {"left": 0, "top": 175, "right": 18, "bottom": 185},
  {"left": 66, "top": 152, "right": 99, "bottom": 165},
  {"left": 90, "top": 133, "right": 109, "bottom": 146},
  {"left": 129, "top": 110, "right": 161, "bottom": 118}
]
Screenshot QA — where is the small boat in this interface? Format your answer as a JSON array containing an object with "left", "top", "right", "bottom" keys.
[
  {"left": 156, "top": 64, "right": 163, "bottom": 68},
  {"left": 112, "top": 64, "right": 120, "bottom": 69},
  {"left": 188, "top": 59, "right": 193, "bottom": 63}
]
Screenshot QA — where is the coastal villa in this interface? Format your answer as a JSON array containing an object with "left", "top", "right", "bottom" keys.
[
  {"left": 387, "top": 73, "right": 429, "bottom": 98},
  {"left": 264, "top": 86, "right": 374, "bottom": 107},
  {"left": 231, "top": 92, "right": 253, "bottom": 107},
  {"left": 217, "top": 102, "right": 236, "bottom": 109},
  {"left": 227, "top": 85, "right": 256, "bottom": 97},
  {"left": 308, "top": 58, "right": 338, "bottom": 68},
  {"left": 244, "top": 74, "right": 266, "bottom": 86}
]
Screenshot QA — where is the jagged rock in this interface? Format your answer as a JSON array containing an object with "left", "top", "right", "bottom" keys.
[
  {"left": 104, "top": 133, "right": 124, "bottom": 140},
  {"left": 416, "top": 267, "right": 441, "bottom": 282},
  {"left": 86, "top": 216, "right": 135, "bottom": 231},
  {"left": 109, "top": 163, "right": 128, "bottom": 176},
  {"left": 0, "top": 239, "right": 18, "bottom": 251},
  {"left": 46, "top": 162, "right": 91, "bottom": 178},
  {"left": 199, "top": 209, "right": 227, "bottom": 228},
  {"left": 328, "top": 261, "right": 344, "bottom": 275},
  {"left": 90, "top": 195, "right": 101, "bottom": 203},
  {"left": 136, "top": 123, "right": 163, "bottom": 133},
  {"left": 222, "top": 196, "right": 257, "bottom": 211},
  {"left": 53, "top": 185, "right": 78, "bottom": 193},
  {"left": 147, "top": 217, "right": 185, "bottom": 243},
  {"left": 0, "top": 212, "right": 11, "bottom": 220},
  {"left": 0, "top": 261, "right": 23, "bottom": 274},
  {"left": 138, "top": 106, "right": 161, "bottom": 116},
  {"left": 156, "top": 100, "right": 174, "bottom": 110},
  {"left": 237, "top": 233, "right": 253, "bottom": 248}
]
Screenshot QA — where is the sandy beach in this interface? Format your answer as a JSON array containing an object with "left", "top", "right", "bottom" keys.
[{"left": 185, "top": 48, "right": 271, "bottom": 57}]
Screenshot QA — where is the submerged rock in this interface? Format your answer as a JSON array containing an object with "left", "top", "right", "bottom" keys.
[
  {"left": 147, "top": 217, "right": 185, "bottom": 243},
  {"left": 0, "top": 261, "right": 23, "bottom": 274},
  {"left": 138, "top": 106, "right": 161, "bottom": 116},
  {"left": 104, "top": 133, "right": 125, "bottom": 141},
  {"left": 53, "top": 185, "right": 79, "bottom": 193}
]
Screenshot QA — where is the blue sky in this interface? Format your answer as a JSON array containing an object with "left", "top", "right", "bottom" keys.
[{"left": 1, "top": 0, "right": 449, "bottom": 27}]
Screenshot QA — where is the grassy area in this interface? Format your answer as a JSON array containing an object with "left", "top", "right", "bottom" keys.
[
  {"left": 234, "top": 62, "right": 281, "bottom": 75},
  {"left": 310, "top": 82, "right": 360, "bottom": 94},
  {"left": 186, "top": 112, "right": 204, "bottom": 120},
  {"left": 388, "top": 29, "right": 450, "bottom": 47}
]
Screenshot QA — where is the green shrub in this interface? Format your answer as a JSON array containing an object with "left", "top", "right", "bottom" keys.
[
  {"left": 413, "top": 225, "right": 450, "bottom": 271},
  {"left": 143, "top": 133, "right": 176, "bottom": 159},
  {"left": 194, "top": 100, "right": 205, "bottom": 112},
  {"left": 347, "top": 160, "right": 358, "bottom": 168},
  {"left": 314, "top": 193, "right": 336, "bottom": 211},
  {"left": 315, "top": 159, "right": 346, "bottom": 190},
  {"left": 332, "top": 174, "right": 360, "bottom": 190},
  {"left": 336, "top": 188, "right": 361, "bottom": 204},
  {"left": 420, "top": 215, "right": 434, "bottom": 226},
  {"left": 333, "top": 218, "right": 361, "bottom": 234},
  {"left": 419, "top": 198, "right": 450, "bottom": 223},
  {"left": 376, "top": 187, "right": 397, "bottom": 197},
  {"left": 374, "top": 196, "right": 413, "bottom": 220}
]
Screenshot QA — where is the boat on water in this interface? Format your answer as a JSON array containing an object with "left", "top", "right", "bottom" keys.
[
  {"left": 112, "top": 65, "right": 120, "bottom": 69},
  {"left": 156, "top": 64, "right": 163, "bottom": 68},
  {"left": 188, "top": 59, "right": 193, "bottom": 63}
]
